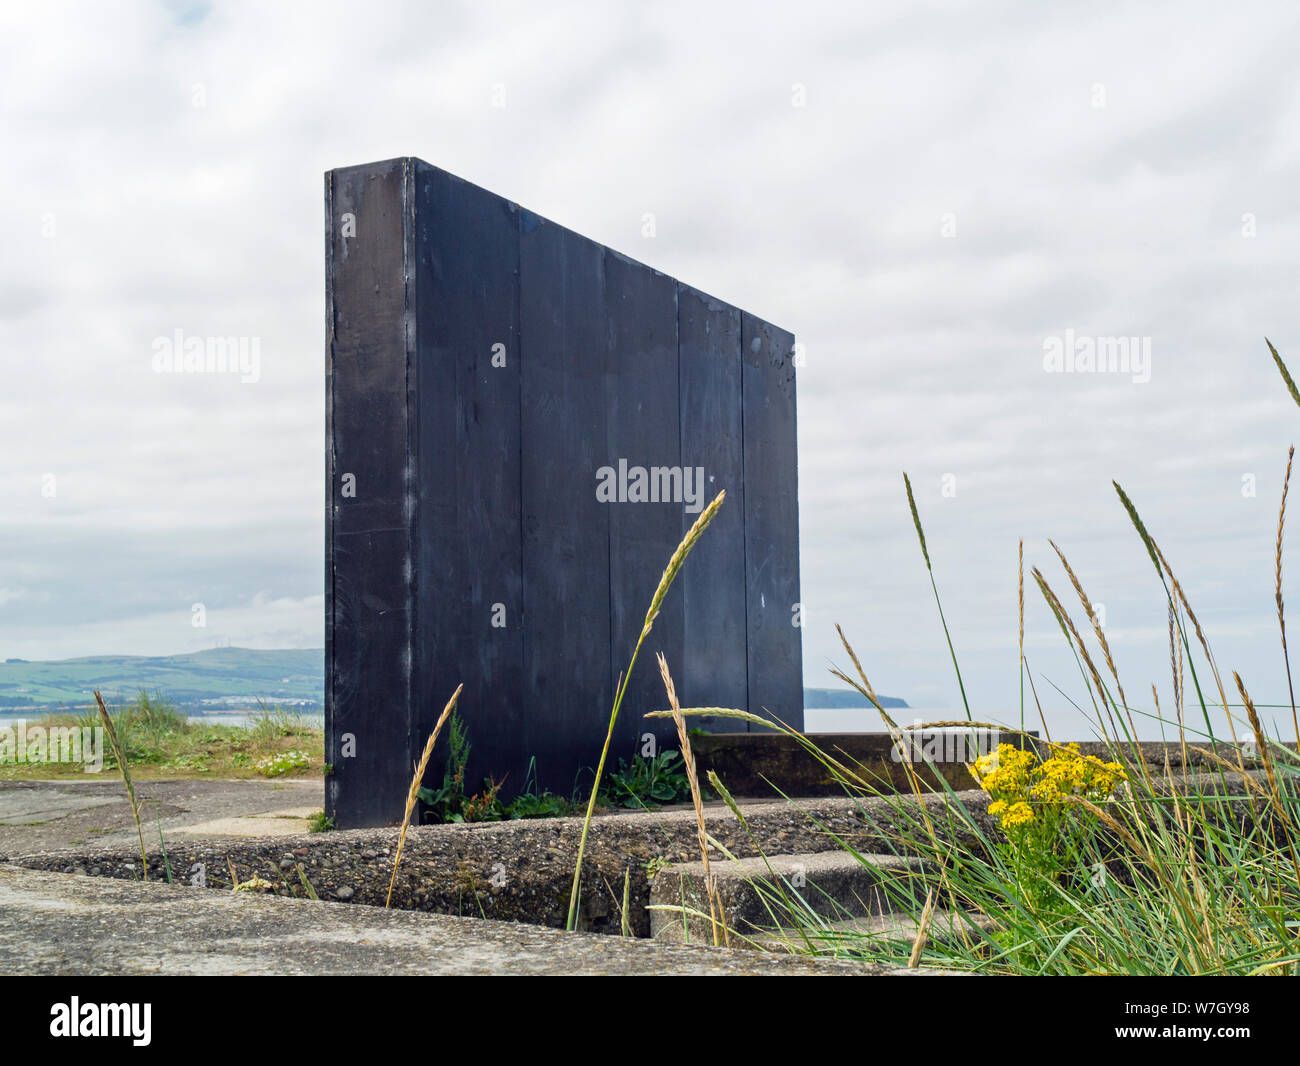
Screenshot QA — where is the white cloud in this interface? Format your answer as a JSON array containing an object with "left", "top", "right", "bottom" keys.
[{"left": 3, "top": 0, "right": 1299, "bottom": 736}]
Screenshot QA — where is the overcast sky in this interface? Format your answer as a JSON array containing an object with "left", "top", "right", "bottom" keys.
[{"left": 4, "top": 0, "right": 1300, "bottom": 739}]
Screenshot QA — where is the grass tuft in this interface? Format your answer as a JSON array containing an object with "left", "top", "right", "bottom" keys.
[{"left": 565, "top": 490, "right": 727, "bottom": 932}]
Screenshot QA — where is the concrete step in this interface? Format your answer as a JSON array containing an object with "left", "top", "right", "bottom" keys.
[
  {"left": 753, "top": 910, "right": 991, "bottom": 955},
  {"left": 649, "top": 850, "right": 933, "bottom": 945}
]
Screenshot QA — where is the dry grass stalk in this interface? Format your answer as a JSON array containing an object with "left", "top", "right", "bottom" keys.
[
  {"left": 1113, "top": 480, "right": 1166, "bottom": 577},
  {"left": 94, "top": 690, "right": 148, "bottom": 882},
  {"left": 828, "top": 625, "right": 941, "bottom": 838},
  {"left": 834, "top": 622, "right": 883, "bottom": 712},
  {"left": 1070, "top": 795, "right": 1157, "bottom": 872},
  {"left": 1018, "top": 539, "right": 1024, "bottom": 659},
  {"left": 1049, "top": 541, "right": 1152, "bottom": 785},
  {"left": 1232, "top": 672, "right": 1285, "bottom": 822},
  {"left": 1152, "top": 540, "right": 1242, "bottom": 754},
  {"left": 1167, "top": 605, "right": 1185, "bottom": 745},
  {"left": 1276, "top": 446, "right": 1299, "bottom": 744},
  {"left": 1175, "top": 601, "right": 1185, "bottom": 726},
  {"left": 1267, "top": 337, "right": 1300, "bottom": 407},
  {"left": 1050, "top": 541, "right": 1127, "bottom": 714},
  {"left": 903, "top": 473, "right": 931, "bottom": 570},
  {"left": 1175, "top": 603, "right": 1185, "bottom": 722},
  {"left": 908, "top": 887, "right": 938, "bottom": 968},
  {"left": 1185, "top": 745, "right": 1273, "bottom": 804},
  {"left": 620, "top": 869, "right": 632, "bottom": 937},
  {"left": 832, "top": 620, "right": 948, "bottom": 796},
  {"left": 1154, "top": 682, "right": 1188, "bottom": 775},
  {"left": 657, "top": 653, "right": 727, "bottom": 946},
  {"left": 1231, "top": 673, "right": 1300, "bottom": 891},
  {"left": 1018, "top": 539, "right": 1025, "bottom": 728},
  {"left": 1032, "top": 568, "right": 1116, "bottom": 733},
  {"left": 386, "top": 683, "right": 463, "bottom": 908},
  {"left": 644, "top": 490, "right": 727, "bottom": 631},
  {"left": 1167, "top": 602, "right": 1192, "bottom": 754}
]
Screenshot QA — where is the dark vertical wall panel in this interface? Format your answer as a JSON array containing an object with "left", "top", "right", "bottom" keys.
[
  {"left": 519, "top": 215, "right": 613, "bottom": 796},
  {"left": 678, "top": 285, "right": 747, "bottom": 728},
  {"left": 412, "top": 163, "right": 524, "bottom": 798},
  {"left": 326, "top": 157, "right": 802, "bottom": 825},
  {"left": 325, "top": 159, "right": 415, "bottom": 828},
  {"left": 742, "top": 314, "right": 805, "bottom": 731},
  {"left": 604, "top": 253, "right": 682, "bottom": 758}
]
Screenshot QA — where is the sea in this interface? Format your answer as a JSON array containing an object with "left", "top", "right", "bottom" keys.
[{"left": 0, "top": 708, "right": 324, "bottom": 729}]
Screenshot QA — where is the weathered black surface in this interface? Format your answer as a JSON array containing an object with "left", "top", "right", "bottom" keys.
[
  {"left": 742, "top": 314, "right": 804, "bottom": 729},
  {"left": 678, "top": 286, "right": 748, "bottom": 732},
  {"left": 413, "top": 167, "right": 525, "bottom": 802},
  {"left": 519, "top": 214, "right": 613, "bottom": 795},
  {"left": 325, "top": 160, "right": 414, "bottom": 828},
  {"left": 604, "top": 251, "right": 682, "bottom": 759},
  {"left": 326, "top": 157, "right": 802, "bottom": 826}
]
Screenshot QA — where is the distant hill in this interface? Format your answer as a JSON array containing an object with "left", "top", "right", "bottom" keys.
[
  {"left": 0, "top": 650, "right": 902, "bottom": 716},
  {"left": 803, "top": 687, "right": 908, "bottom": 709},
  {"left": 0, "top": 647, "right": 324, "bottom": 713}
]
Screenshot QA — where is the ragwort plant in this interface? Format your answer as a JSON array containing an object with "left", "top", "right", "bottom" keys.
[{"left": 971, "top": 742, "right": 1125, "bottom": 914}]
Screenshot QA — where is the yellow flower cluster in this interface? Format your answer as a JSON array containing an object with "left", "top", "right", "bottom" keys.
[
  {"left": 973, "top": 745, "right": 1037, "bottom": 797},
  {"left": 988, "top": 799, "right": 1035, "bottom": 828},
  {"left": 972, "top": 743, "right": 1125, "bottom": 833}
]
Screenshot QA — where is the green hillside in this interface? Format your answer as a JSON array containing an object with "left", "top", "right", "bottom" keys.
[
  {"left": 0, "top": 647, "right": 324, "bottom": 712},
  {"left": 0, "top": 649, "right": 903, "bottom": 716}
]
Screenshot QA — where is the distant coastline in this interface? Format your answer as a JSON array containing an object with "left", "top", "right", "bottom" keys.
[{"left": 803, "top": 687, "right": 908, "bottom": 709}]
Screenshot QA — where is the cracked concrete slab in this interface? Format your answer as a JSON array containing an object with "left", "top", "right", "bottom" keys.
[{"left": 0, "top": 864, "right": 938, "bottom": 976}]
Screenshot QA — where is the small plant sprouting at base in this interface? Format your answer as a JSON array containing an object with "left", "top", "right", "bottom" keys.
[
  {"left": 599, "top": 748, "right": 704, "bottom": 809},
  {"left": 416, "top": 718, "right": 573, "bottom": 822}
]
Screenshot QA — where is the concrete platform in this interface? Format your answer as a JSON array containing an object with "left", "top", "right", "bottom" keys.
[
  {"left": 0, "top": 864, "right": 937, "bottom": 976},
  {"left": 8, "top": 791, "right": 996, "bottom": 935},
  {"left": 0, "top": 778, "right": 322, "bottom": 853}
]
